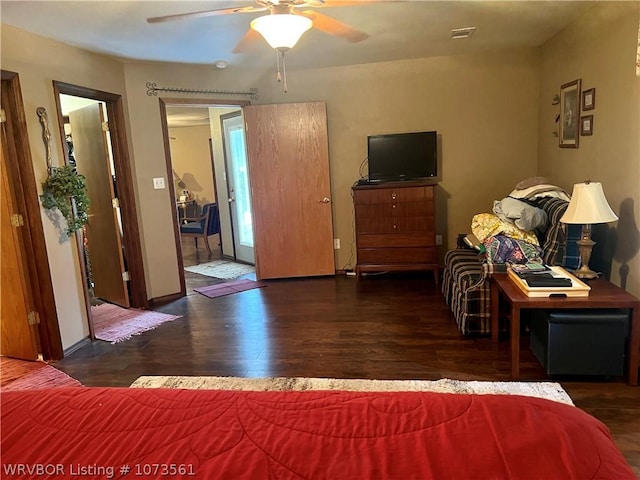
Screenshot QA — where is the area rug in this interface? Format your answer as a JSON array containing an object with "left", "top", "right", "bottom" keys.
[
  {"left": 130, "top": 375, "right": 574, "bottom": 406},
  {"left": 91, "top": 303, "right": 181, "bottom": 343},
  {"left": 184, "top": 260, "right": 255, "bottom": 279},
  {"left": 1, "top": 356, "right": 82, "bottom": 391},
  {"left": 194, "top": 278, "right": 267, "bottom": 298}
]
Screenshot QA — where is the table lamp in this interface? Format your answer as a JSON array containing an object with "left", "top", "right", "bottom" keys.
[{"left": 560, "top": 181, "right": 618, "bottom": 279}]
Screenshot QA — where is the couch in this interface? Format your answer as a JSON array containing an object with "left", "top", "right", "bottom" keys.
[{"left": 442, "top": 189, "right": 581, "bottom": 336}]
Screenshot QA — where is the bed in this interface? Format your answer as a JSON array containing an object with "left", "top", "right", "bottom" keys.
[{"left": 1, "top": 387, "right": 634, "bottom": 479}]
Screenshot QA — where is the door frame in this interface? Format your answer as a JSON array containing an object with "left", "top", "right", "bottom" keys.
[
  {"left": 52, "top": 81, "right": 148, "bottom": 312},
  {"left": 158, "top": 97, "right": 250, "bottom": 298},
  {"left": 1, "top": 70, "right": 63, "bottom": 360}
]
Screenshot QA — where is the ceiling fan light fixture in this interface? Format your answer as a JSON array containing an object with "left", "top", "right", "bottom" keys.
[{"left": 251, "top": 14, "right": 313, "bottom": 50}]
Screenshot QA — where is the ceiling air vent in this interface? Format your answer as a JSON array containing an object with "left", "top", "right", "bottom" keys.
[{"left": 450, "top": 27, "right": 476, "bottom": 40}]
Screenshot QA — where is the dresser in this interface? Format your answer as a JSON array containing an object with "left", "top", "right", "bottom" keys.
[{"left": 352, "top": 181, "right": 438, "bottom": 283}]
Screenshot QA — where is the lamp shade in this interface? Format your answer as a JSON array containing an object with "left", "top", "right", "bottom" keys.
[
  {"left": 251, "top": 14, "right": 312, "bottom": 50},
  {"left": 560, "top": 181, "right": 618, "bottom": 224}
]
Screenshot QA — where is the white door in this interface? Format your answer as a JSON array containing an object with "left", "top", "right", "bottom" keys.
[{"left": 222, "top": 112, "right": 254, "bottom": 264}]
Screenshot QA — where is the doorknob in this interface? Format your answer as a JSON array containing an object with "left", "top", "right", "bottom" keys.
[{"left": 319, "top": 197, "right": 331, "bottom": 203}]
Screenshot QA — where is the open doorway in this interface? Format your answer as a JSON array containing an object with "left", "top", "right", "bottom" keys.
[
  {"left": 160, "top": 99, "right": 255, "bottom": 293},
  {"left": 53, "top": 82, "right": 147, "bottom": 339}
]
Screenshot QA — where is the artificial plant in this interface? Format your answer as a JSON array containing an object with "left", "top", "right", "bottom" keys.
[{"left": 40, "top": 165, "right": 90, "bottom": 236}]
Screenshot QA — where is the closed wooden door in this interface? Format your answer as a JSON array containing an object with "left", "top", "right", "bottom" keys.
[
  {"left": 0, "top": 118, "right": 38, "bottom": 360},
  {"left": 243, "top": 102, "right": 335, "bottom": 279},
  {"left": 70, "top": 103, "right": 129, "bottom": 307}
]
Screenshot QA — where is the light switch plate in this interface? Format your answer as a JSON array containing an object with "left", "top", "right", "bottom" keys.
[{"left": 153, "top": 177, "right": 166, "bottom": 189}]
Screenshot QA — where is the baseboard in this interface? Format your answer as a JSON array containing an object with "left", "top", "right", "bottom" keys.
[
  {"left": 63, "top": 337, "right": 91, "bottom": 357},
  {"left": 148, "top": 292, "right": 183, "bottom": 307}
]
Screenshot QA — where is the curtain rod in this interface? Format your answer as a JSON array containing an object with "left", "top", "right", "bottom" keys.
[{"left": 146, "top": 82, "right": 258, "bottom": 100}]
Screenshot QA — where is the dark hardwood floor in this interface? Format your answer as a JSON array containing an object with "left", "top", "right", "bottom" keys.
[{"left": 54, "top": 241, "right": 640, "bottom": 474}]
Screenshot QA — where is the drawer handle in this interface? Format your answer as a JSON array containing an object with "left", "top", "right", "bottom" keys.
[
  {"left": 393, "top": 224, "right": 397, "bottom": 229},
  {"left": 391, "top": 193, "right": 397, "bottom": 200}
]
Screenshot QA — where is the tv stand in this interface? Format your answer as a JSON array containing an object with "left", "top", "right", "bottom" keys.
[{"left": 352, "top": 180, "right": 438, "bottom": 283}]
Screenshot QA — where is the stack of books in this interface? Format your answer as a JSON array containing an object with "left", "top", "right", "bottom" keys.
[
  {"left": 509, "top": 263, "right": 572, "bottom": 287},
  {"left": 507, "top": 264, "right": 591, "bottom": 297}
]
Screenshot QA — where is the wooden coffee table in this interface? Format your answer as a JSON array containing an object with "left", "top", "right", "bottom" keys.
[{"left": 491, "top": 273, "right": 640, "bottom": 385}]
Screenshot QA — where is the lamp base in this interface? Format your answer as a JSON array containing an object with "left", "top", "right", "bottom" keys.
[
  {"left": 575, "top": 227, "right": 597, "bottom": 279},
  {"left": 572, "top": 265, "right": 599, "bottom": 279}
]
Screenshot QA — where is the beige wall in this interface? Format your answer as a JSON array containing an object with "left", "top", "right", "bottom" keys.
[
  {"left": 168, "top": 125, "right": 216, "bottom": 208},
  {"left": 257, "top": 49, "right": 541, "bottom": 268},
  {"left": 538, "top": 2, "right": 640, "bottom": 297},
  {"left": 1, "top": 24, "right": 129, "bottom": 350}
]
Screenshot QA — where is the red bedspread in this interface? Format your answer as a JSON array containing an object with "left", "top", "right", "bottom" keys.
[{"left": 1, "top": 388, "right": 633, "bottom": 479}]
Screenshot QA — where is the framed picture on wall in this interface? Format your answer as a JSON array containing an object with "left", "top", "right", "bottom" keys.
[
  {"left": 582, "top": 88, "right": 595, "bottom": 111},
  {"left": 559, "top": 78, "right": 581, "bottom": 148},
  {"left": 581, "top": 115, "right": 594, "bottom": 136}
]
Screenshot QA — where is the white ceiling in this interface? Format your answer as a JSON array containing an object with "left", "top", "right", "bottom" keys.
[{"left": 1, "top": 1, "right": 596, "bottom": 71}]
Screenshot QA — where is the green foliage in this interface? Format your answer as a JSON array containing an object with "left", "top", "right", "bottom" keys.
[{"left": 40, "top": 165, "right": 90, "bottom": 236}]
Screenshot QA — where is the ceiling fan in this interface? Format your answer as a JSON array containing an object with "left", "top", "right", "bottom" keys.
[{"left": 146, "top": 0, "right": 371, "bottom": 54}]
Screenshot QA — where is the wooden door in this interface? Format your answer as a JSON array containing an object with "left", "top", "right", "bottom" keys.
[
  {"left": 243, "top": 102, "right": 335, "bottom": 279},
  {"left": 70, "top": 104, "right": 130, "bottom": 307},
  {"left": 0, "top": 120, "right": 38, "bottom": 359}
]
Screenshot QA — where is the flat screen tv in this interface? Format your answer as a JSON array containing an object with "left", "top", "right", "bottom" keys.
[{"left": 367, "top": 131, "right": 437, "bottom": 182}]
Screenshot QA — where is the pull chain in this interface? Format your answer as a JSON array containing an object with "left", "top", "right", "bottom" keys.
[
  {"left": 276, "top": 49, "right": 282, "bottom": 83},
  {"left": 275, "top": 48, "right": 288, "bottom": 93},
  {"left": 281, "top": 50, "right": 288, "bottom": 93}
]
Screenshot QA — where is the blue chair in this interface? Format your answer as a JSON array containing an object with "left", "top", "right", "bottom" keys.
[{"left": 179, "top": 203, "right": 221, "bottom": 253}]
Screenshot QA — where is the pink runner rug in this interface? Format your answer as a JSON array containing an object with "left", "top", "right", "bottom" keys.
[
  {"left": 92, "top": 303, "right": 181, "bottom": 343},
  {"left": 194, "top": 279, "right": 267, "bottom": 299},
  {"left": 1, "top": 357, "right": 82, "bottom": 391}
]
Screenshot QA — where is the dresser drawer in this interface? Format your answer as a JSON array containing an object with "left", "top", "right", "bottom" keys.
[
  {"left": 355, "top": 201, "right": 433, "bottom": 218},
  {"left": 354, "top": 185, "right": 434, "bottom": 204},
  {"left": 358, "top": 233, "right": 434, "bottom": 248},
  {"left": 356, "top": 216, "right": 434, "bottom": 234},
  {"left": 358, "top": 247, "right": 437, "bottom": 264}
]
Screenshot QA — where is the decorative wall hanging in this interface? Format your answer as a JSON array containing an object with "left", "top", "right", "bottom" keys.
[
  {"left": 37, "top": 106, "right": 90, "bottom": 236},
  {"left": 559, "top": 79, "right": 581, "bottom": 148},
  {"left": 580, "top": 115, "right": 594, "bottom": 136},
  {"left": 36, "top": 107, "right": 53, "bottom": 175},
  {"left": 581, "top": 88, "right": 595, "bottom": 111},
  {"left": 146, "top": 82, "right": 259, "bottom": 100}
]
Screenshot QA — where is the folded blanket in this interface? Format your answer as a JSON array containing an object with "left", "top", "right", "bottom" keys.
[
  {"left": 482, "top": 234, "right": 543, "bottom": 265},
  {"left": 493, "top": 197, "right": 548, "bottom": 232},
  {"left": 471, "top": 213, "right": 539, "bottom": 245},
  {"left": 509, "top": 184, "right": 570, "bottom": 202}
]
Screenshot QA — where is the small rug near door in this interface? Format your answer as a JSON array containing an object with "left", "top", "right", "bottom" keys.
[
  {"left": 130, "top": 376, "right": 573, "bottom": 406},
  {"left": 194, "top": 278, "right": 267, "bottom": 299},
  {"left": 92, "top": 303, "right": 182, "bottom": 343},
  {"left": 1, "top": 357, "right": 82, "bottom": 391},
  {"left": 184, "top": 260, "right": 255, "bottom": 279}
]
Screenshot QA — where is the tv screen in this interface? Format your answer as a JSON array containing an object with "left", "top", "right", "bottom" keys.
[{"left": 367, "top": 131, "right": 437, "bottom": 182}]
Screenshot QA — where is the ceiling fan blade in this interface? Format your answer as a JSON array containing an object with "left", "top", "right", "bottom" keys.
[
  {"left": 233, "top": 28, "right": 263, "bottom": 54},
  {"left": 301, "top": 0, "right": 400, "bottom": 8},
  {"left": 147, "top": 6, "right": 265, "bottom": 24},
  {"left": 299, "top": 10, "right": 369, "bottom": 43}
]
